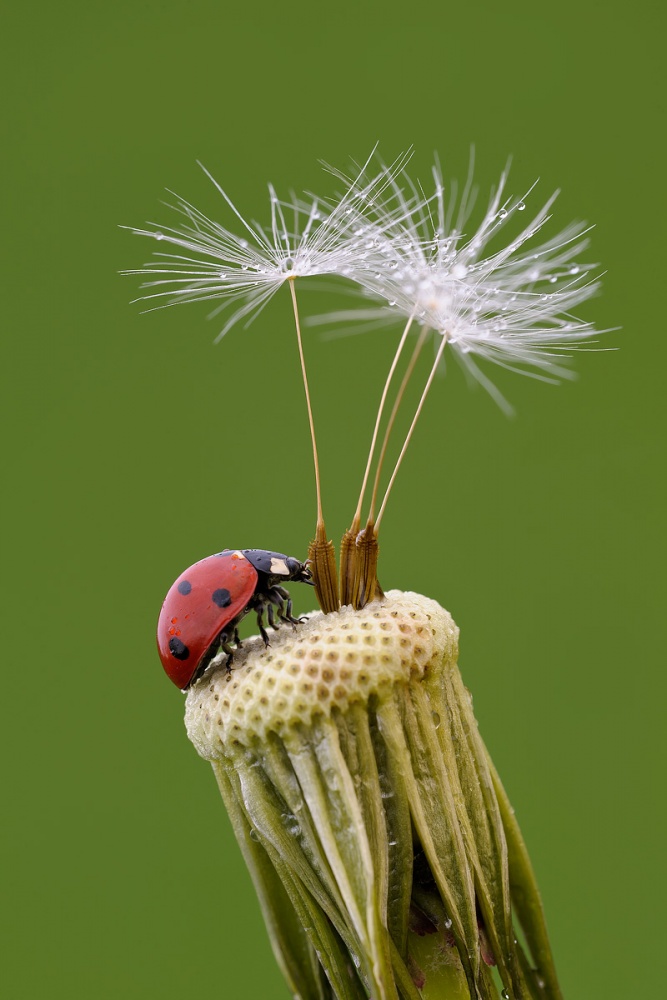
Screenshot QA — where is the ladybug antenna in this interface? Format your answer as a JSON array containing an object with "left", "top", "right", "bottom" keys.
[
  {"left": 289, "top": 279, "right": 339, "bottom": 613},
  {"left": 375, "top": 329, "right": 446, "bottom": 532}
]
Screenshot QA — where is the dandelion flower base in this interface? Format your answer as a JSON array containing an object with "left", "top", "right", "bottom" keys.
[{"left": 186, "top": 592, "right": 561, "bottom": 1000}]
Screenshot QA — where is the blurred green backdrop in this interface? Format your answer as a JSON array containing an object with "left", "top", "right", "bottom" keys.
[{"left": 2, "top": 1, "right": 664, "bottom": 997}]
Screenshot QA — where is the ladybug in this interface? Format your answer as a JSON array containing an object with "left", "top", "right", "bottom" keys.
[{"left": 157, "top": 548, "right": 313, "bottom": 689}]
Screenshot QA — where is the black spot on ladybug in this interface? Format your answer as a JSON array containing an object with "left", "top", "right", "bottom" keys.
[
  {"left": 169, "top": 637, "right": 190, "bottom": 660},
  {"left": 177, "top": 580, "right": 192, "bottom": 595},
  {"left": 212, "top": 588, "right": 232, "bottom": 608}
]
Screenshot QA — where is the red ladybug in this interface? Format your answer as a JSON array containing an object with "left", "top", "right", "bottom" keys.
[{"left": 157, "top": 548, "right": 313, "bottom": 689}]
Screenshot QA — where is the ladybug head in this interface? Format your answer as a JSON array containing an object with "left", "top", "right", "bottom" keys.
[{"left": 287, "top": 557, "right": 314, "bottom": 585}]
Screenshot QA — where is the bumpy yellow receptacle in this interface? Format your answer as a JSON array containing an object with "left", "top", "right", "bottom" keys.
[{"left": 186, "top": 592, "right": 561, "bottom": 1000}]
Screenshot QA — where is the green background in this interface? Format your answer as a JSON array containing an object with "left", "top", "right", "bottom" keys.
[{"left": 3, "top": 2, "right": 664, "bottom": 997}]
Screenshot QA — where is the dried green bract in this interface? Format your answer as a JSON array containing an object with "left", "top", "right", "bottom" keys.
[{"left": 186, "top": 593, "right": 562, "bottom": 1000}]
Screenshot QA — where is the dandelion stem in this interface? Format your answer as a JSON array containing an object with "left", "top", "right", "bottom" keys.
[
  {"left": 352, "top": 313, "right": 415, "bottom": 530},
  {"left": 367, "top": 324, "right": 430, "bottom": 524},
  {"left": 289, "top": 278, "right": 340, "bottom": 612},
  {"left": 375, "top": 330, "right": 445, "bottom": 532},
  {"left": 289, "top": 278, "right": 324, "bottom": 528}
]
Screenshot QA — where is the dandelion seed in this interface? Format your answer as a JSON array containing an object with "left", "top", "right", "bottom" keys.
[
  {"left": 122, "top": 151, "right": 411, "bottom": 341},
  {"left": 309, "top": 155, "right": 604, "bottom": 407},
  {"left": 304, "top": 151, "right": 609, "bottom": 598},
  {"left": 123, "top": 151, "right": 419, "bottom": 612}
]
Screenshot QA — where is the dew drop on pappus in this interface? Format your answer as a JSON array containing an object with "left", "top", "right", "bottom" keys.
[
  {"left": 498, "top": 208, "right": 508, "bottom": 220},
  {"left": 517, "top": 201, "right": 526, "bottom": 211}
]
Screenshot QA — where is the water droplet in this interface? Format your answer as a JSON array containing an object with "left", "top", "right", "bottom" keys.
[
  {"left": 540, "top": 294, "right": 548, "bottom": 301},
  {"left": 569, "top": 265, "right": 580, "bottom": 275},
  {"left": 501, "top": 991, "right": 511, "bottom": 1000},
  {"left": 153, "top": 231, "right": 164, "bottom": 240},
  {"left": 219, "top": 272, "right": 227, "bottom": 279},
  {"left": 444, "top": 917, "right": 452, "bottom": 930},
  {"left": 283, "top": 258, "right": 294, "bottom": 271},
  {"left": 498, "top": 208, "right": 508, "bottom": 220},
  {"left": 549, "top": 276, "right": 558, "bottom": 284},
  {"left": 388, "top": 300, "right": 396, "bottom": 306},
  {"left": 432, "top": 711, "right": 441, "bottom": 729},
  {"left": 249, "top": 829, "right": 260, "bottom": 842},
  {"left": 517, "top": 201, "right": 526, "bottom": 211},
  {"left": 286, "top": 820, "right": 301, "bottom": 837}
]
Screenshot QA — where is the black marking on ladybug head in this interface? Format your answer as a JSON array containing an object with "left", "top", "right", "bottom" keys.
[
  {"left": 169, "top": 637, "right": 190, "bottom": 660},
  {"left": 212, "top": 588, "right": 232, "bottom": 608},
  {"left": 177, "top": 580, "right": 192, "bottom": 595}
]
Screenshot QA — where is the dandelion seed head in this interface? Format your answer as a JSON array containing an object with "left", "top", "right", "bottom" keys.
[
  {"left": 122, "top": 151, "right": 404, "bottom": 338},
  {"left": 124, "top": 148, "right": 608, "bottom": 404},
  {"left": 304, "top": 153, "right": 607, "bottom": 403}
]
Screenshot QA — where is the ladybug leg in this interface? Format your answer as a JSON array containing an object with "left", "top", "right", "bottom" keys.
[
  {"left": 255, "top": 602, "right": 271, "bottom": 646},
  {"left": 266, "top": 601, "right": 281, "bottom": 632},
  {"left": 218, "top": 630, "right": 237, "bottom": 672},
  {"left": 265, "top": 586, "right": 294, "bottom": 628},
  {"left": 271, "top": 585, "right": 303, "bottom": 626}
]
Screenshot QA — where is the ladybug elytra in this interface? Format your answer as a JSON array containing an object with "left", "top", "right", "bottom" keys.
[{"left": 157, "top": 548, "right": 313, "bottom": 689}]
